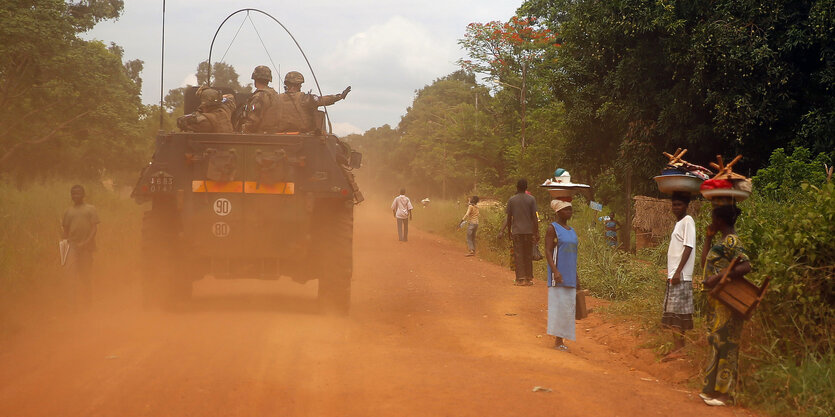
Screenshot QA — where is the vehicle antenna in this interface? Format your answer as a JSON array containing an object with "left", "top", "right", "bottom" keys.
[
  {"left": 208, "top": 8, "right": 332, "bottom": 134},
  {"left": 158, "top": 0, "right": 166, "bottom": 130}
]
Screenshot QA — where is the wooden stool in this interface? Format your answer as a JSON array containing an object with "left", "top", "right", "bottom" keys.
[{"left": 709, "top": 256, "right": 771, "bottom": 320}]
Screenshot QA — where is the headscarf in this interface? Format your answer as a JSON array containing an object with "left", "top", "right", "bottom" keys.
[{"left": 550, "top": 199, "right": 572, "bottom": 213}]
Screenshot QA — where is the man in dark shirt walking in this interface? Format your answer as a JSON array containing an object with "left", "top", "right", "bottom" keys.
[{"left": 498, "top": 179, "right": 539, "bottom": 286}]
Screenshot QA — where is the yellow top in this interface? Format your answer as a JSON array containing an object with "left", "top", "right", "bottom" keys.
[{"left": 462, "top": 204, "right": 479, "bottom": 225}]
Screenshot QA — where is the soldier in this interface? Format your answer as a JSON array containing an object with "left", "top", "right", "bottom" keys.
[
  {"left": 275, "top": 71, "right": 351, "bottom": 133},
  {"left": 176, "top": 86, "right": 236, "bottom": 133},
  {"left": 239, "top": 65, "right": 280, "bottom": 133}
]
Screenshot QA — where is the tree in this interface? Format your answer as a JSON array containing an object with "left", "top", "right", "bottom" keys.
[
  {"left": 398, "top": 71, "right": 499, "bottom": 198},
  {"left": 197, "top": 61, "right": 252, "bottom": 93},
  {"left": 164, "top": 61, "right": 251, "bottom": 114},
  {"left": 520, "top": 0, "right": 835, "bottom": 175},
  {"left": 0, "top": 0, "right": 145, "bottom": 177},
  {"left": 459, "top": 16, "right": 559, "bottom": 154}
]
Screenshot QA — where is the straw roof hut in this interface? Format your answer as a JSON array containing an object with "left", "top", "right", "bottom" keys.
[{"left": 632, "top": 196, "right": 702, "bottom": 249}]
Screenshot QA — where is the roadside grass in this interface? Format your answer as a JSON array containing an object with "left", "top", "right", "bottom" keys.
[
  {"left": 0, "top": 178, "right": 145, "bottom": 307},
  {"left": 412, "top": 196, "right": 664, "bottom": 300},
  {"left": 412, "top": 193, "right": 834, "bottom": 417}
]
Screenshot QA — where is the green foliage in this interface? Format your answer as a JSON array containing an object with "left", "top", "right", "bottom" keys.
[
  {"left": 564, "top": 197, "right": 663, "bottom": 301},
  {"left": 745, "top": 183, "right": 835, "bottom": 355},
  {"left": 753, "top": 147, "right": 831, "bottom": 198},
  {"left": 520, "top": 0, "right": 835, "bottom": 193},
  {"left": 410, "top": 198, "right": 513, "bottom": 269},
  {"left": 351, "top": 71, "right": 511, "bottom": 199},
  {"left": 743, "top": 350, "right": 835, "bottom": 417},
  {"left": 0, "top": 0, "right": 145, "bottom": 179},
  {"left": 197, "top": 61, "right": 252, "bottom": 93}
]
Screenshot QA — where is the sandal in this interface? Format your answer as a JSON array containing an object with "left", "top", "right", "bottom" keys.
[
  {"left": 554, "top": 344, "right": 569, "bottom": 352},
  {"left": 702, "top": 397, "right": 727, "bottom": 406}
]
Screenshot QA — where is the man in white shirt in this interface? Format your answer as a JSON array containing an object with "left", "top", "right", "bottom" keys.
[
  {"left": 391, "top": 189, "right": 414, "bottom": 242},
  {"left": 662, "top": 192, "right": 696, "bottom": 355}
]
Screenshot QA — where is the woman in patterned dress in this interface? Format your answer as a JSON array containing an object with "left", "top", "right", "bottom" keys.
[{"left": 699, "top": 204, "right": 752, "bottom": 406}]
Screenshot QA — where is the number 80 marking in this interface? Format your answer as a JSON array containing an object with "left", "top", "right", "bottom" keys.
[{"left": 212, "top": 222, "right": 230, "bottom": 238}]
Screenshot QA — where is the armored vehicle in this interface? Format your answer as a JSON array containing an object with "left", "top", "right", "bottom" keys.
[{"left": 132, "top": 86, "right": 363, "bottom": 314}]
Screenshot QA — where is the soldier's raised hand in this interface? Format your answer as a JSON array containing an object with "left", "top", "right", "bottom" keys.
[{"left": 340, "top": 86, "right": 351, "bottom": 99}]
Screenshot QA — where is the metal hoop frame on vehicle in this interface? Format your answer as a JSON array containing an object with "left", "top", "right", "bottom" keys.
[{"left": 207, "top": 8, "right": 332, "bottom": 134}]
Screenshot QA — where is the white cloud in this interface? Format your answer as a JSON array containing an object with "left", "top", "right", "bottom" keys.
[
  {"left": 182, "top": 74, "right": 197, "bottom": 87},
  {"left": 332, "top": 122, "right": 363, "bottom": 137},
  {"left": 327, "top": 16, "right": 460, "bottom": 87},
  {"left": 85, "top": 1, "right": 520, "bottom": 131}
]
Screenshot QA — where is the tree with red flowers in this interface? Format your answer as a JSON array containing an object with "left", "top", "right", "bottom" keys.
[{"left": 458, "top": 16, "right": 559, "bottom": 154}]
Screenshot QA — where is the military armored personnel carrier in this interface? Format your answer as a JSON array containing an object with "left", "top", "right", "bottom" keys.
[
  {"left": 132, "top": 113, "right": 362, "bottom": 313},
  {"left": 132, "top": 10, "right": 362, "bottom": 314}
]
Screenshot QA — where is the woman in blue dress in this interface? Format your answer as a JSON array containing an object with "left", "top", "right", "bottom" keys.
[{"left": 545, "top": 199, "right": 579, "bottom": 351}]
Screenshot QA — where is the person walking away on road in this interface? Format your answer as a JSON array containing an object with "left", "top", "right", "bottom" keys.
[
  {"left": 391, "top": 189, "right": 413, "bottom": 242},
  {"left": 498, "top": 179, "right": 539, "bottom": 286},
  {"left": 662, "top": 193, "right": 696, "bottom": 358},
  {"left": 545, "top": 200, "right": 579, "bottom": 351},
  {"left": 460, "top": 196, "right": 480, "bottom": 256},
  {"left": 62, "top": 185, "right": 99, "bottom": 311},
  {"left": 699, "top": 204, "right": 752, "bottom": 407}
]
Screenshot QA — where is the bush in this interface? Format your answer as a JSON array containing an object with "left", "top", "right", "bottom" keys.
[
  {"left": 752, "top": 147, "right": 831, "bottom": 199},
  {"left": 746, "top": 182, "right": 835, "bottom": 355}
]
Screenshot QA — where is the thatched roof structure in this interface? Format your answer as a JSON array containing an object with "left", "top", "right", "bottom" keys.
[{"left": 632, "top": 195, "right": 702, "bottom": 237}]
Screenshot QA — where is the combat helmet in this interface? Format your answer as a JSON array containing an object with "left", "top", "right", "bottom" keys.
[
  {"left": 251, "top": 65, "right": 272, "bottom": 82},
  {"left": 197, "top": 87, "right": 222, "bottom": 106},
  {"left": 284, "top": 71, "right": 305, "bottom": 85}
]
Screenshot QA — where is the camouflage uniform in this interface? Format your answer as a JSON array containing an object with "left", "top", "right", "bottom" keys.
[
  {"left": 240, "top": 65, "right": 280, "bottom": 133},
  {"left": 240, "top": 86, "right": 280, "bottom": 133},
  {"left": 177, "top": 88, "right": 236, "bottom": 133},
  {"left": 275, "top": 71, "right": 349, "bottom": 133},
  {"left": 275, "top": 91, "right": 343, "bottom": 133}
]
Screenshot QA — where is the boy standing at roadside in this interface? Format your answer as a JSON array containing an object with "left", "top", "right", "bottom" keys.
[
  {"left": 662, "top": 193, "right": 696, "bottom": 356},
  {"left": 62, "top": 185, "right": 99, "bottom": 310}
]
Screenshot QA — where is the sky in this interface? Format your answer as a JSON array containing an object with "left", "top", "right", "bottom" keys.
[{"left": 85, "top": 0, "right": 520, "bottom": 136}]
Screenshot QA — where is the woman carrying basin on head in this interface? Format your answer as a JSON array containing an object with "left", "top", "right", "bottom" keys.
[{"left": 544, "top": 199, "right": 579, "bottom": 351}]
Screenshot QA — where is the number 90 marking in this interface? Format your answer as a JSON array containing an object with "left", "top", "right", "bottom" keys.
[
  {"left": 213, "top": 198, "right": 231, "bottom": 216},
  {"left": 212, "top": 222, "right": 230, "bottom": 238}
]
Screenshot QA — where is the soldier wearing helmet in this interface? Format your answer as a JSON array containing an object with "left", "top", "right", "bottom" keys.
[
  {"left": 275, "top": 71, "right": 351, "bottom": 133},
  {"left": 177, "top": 86, "right": 236, "bottom": 133},
  {"left": 239, "top": 65, "right": 280, "bottom": 133}
]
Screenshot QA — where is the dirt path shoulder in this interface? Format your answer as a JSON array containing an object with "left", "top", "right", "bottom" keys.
[{"left": 0, "top": 204, "right": 755, "bottom": 417}]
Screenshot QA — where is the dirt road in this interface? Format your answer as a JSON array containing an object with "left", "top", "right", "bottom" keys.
[{"left": 0, "top": 205, "right": 754, "bottom": 417}]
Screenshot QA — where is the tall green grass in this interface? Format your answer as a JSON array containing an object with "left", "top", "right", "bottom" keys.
[
  {"left": 0, "top": 178, "right": 145, "bottom": 302},
  {"left": 412, "top": 195, "right": 662, "bottom": 300}
]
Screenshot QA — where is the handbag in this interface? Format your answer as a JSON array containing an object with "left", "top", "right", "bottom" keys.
[
  {"left": 576, "top": 285, "right": 589, "bottom": 320},
  {"left": 532, "top": 245, "right": 544, "bottom": 261}
]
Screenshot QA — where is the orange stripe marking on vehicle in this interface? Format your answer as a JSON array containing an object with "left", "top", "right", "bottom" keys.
[
  {"left": 191, "top": 180, "right": 244, "bottom": 193},
  {"left": 243, "top": 181, "right": 295, "bottom": 194}
]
